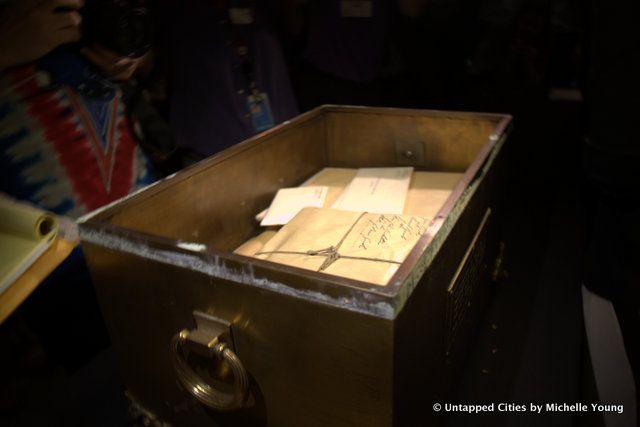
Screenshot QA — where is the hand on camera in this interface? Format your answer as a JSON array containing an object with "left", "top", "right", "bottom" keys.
[
  {"left": 81, "top": 45, "right": 151, "bottom": 81},
  {"left": 0, "top": 0, "right": 83, "bottom": 70}
]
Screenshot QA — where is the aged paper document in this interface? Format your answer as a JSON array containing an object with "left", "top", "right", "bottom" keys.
[
  {"left": 234, "top": 229, "right": 278, "bottom": 257},
  {"left": 261, "top": 186, "right": 328, "bottom": 226},
  {"left": 255, "top": 207, "right": 429, "bottom": 286},
  {"left": 331, "top": 167, "right": 413, "bottom": 214},
  {"left": 240, "top": 169, "right": 463, "bottom": 257}
]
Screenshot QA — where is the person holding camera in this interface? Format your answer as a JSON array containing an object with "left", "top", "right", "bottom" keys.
[
  {"left": 0, "top": 0, "right": 156, "bottom": 217},
  {"left": 0, "top": 0, "right": 146, "bottom": 78},
  {"left": 0, "top": 0, "right": 157, "bottom": 373}
]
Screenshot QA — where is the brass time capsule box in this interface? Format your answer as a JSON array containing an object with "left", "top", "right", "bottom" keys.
[{"left": 79, "top": 105, "right": 511, "bottom": 426}]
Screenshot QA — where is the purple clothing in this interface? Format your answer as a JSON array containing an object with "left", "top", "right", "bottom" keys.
[
  {"left": 305, "top": 0, "right": 393, "bottom": 83},
  {"left": 168, "top": 1, "right": 298, "bottom": 157}
]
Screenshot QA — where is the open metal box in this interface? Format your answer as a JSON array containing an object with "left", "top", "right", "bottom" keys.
[{"left": 79, "top": 106, "right": 511, "bottom": 426}]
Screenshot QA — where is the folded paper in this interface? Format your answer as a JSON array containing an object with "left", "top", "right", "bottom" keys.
[
  {"left": 255, "top": 207, "right": 429, "bottom": 286},
  {"left": 261, "top": 186, "right": 328, "bottom": 226},
  {"left": 239, "top": 168, "right": 463, "bottom": 258},
  {"left": 331, "top": 167, "right": 413, "bottom": 214}
]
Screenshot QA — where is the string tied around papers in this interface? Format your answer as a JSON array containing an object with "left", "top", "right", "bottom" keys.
[
  {"left": 256, "top": 212, "right": 405, "bottom": 273},
  {"left": 254, "top": 208, "right": 430, "bottom": 285}
]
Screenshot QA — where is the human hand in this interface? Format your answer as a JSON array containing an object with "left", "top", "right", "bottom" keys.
[
  {"left": 0, "top": 0, "right": 83, "bottom": 70},
  {"left": 81, "top": 44, "right": 151, "bottom": 81}
]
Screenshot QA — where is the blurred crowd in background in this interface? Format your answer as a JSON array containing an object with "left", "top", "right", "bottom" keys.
[
  {"left": 2, "top": 0, "right": 586, "bottom": 189},
  {"left": 150, "top": 0, "right": 583, "bottom": 171}
]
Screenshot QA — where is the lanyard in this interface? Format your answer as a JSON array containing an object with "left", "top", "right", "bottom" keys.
[
  {"left": 230, "top": 34, "right": 258, "bottom": 95},
  {"left": 219, "top": 4, "right": 275, "bottom": 132},
  {"left": 221, "top": 7, "right": 259, "bottom": 96}
]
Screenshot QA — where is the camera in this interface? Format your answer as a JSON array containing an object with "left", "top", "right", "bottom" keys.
[{"left": 82, "top": 0, "right": 153, "bottom": 58}]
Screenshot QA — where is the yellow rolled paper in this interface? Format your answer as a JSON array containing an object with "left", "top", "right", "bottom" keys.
[
  {"left": 0, "top": 199, "right": 58, "bottom": 242},
  {"left": 0, "top": 198, "right": 59, "bottom": 294}
]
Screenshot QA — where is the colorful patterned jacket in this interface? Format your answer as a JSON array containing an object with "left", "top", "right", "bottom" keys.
[{"left": 0, "top": 52, "right": 156, "bottom": 218}]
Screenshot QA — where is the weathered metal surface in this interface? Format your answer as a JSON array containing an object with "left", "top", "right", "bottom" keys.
[{"left": 79, "top": 105, "right": 511, "bottom": 426}]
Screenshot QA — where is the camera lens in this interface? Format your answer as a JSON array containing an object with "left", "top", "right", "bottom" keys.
[
  {"left": 114, "top": 8, "right": 152, "bottom": 57},
  {"left": 83, "top": 1, "right": 153, "bottom": 58}
]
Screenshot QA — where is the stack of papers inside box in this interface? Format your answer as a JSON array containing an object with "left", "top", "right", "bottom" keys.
[{"left": 235, "top": 167, "right": 463, "bottom": 286}]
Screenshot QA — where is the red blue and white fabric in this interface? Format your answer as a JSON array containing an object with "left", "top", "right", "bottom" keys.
[{"left": 0, "top": 54, "right": 155, "bottom": 218}]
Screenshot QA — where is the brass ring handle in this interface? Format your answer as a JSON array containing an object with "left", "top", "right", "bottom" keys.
[{"left": 170, "top": 329, "right": 249, "bottom": 411}]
